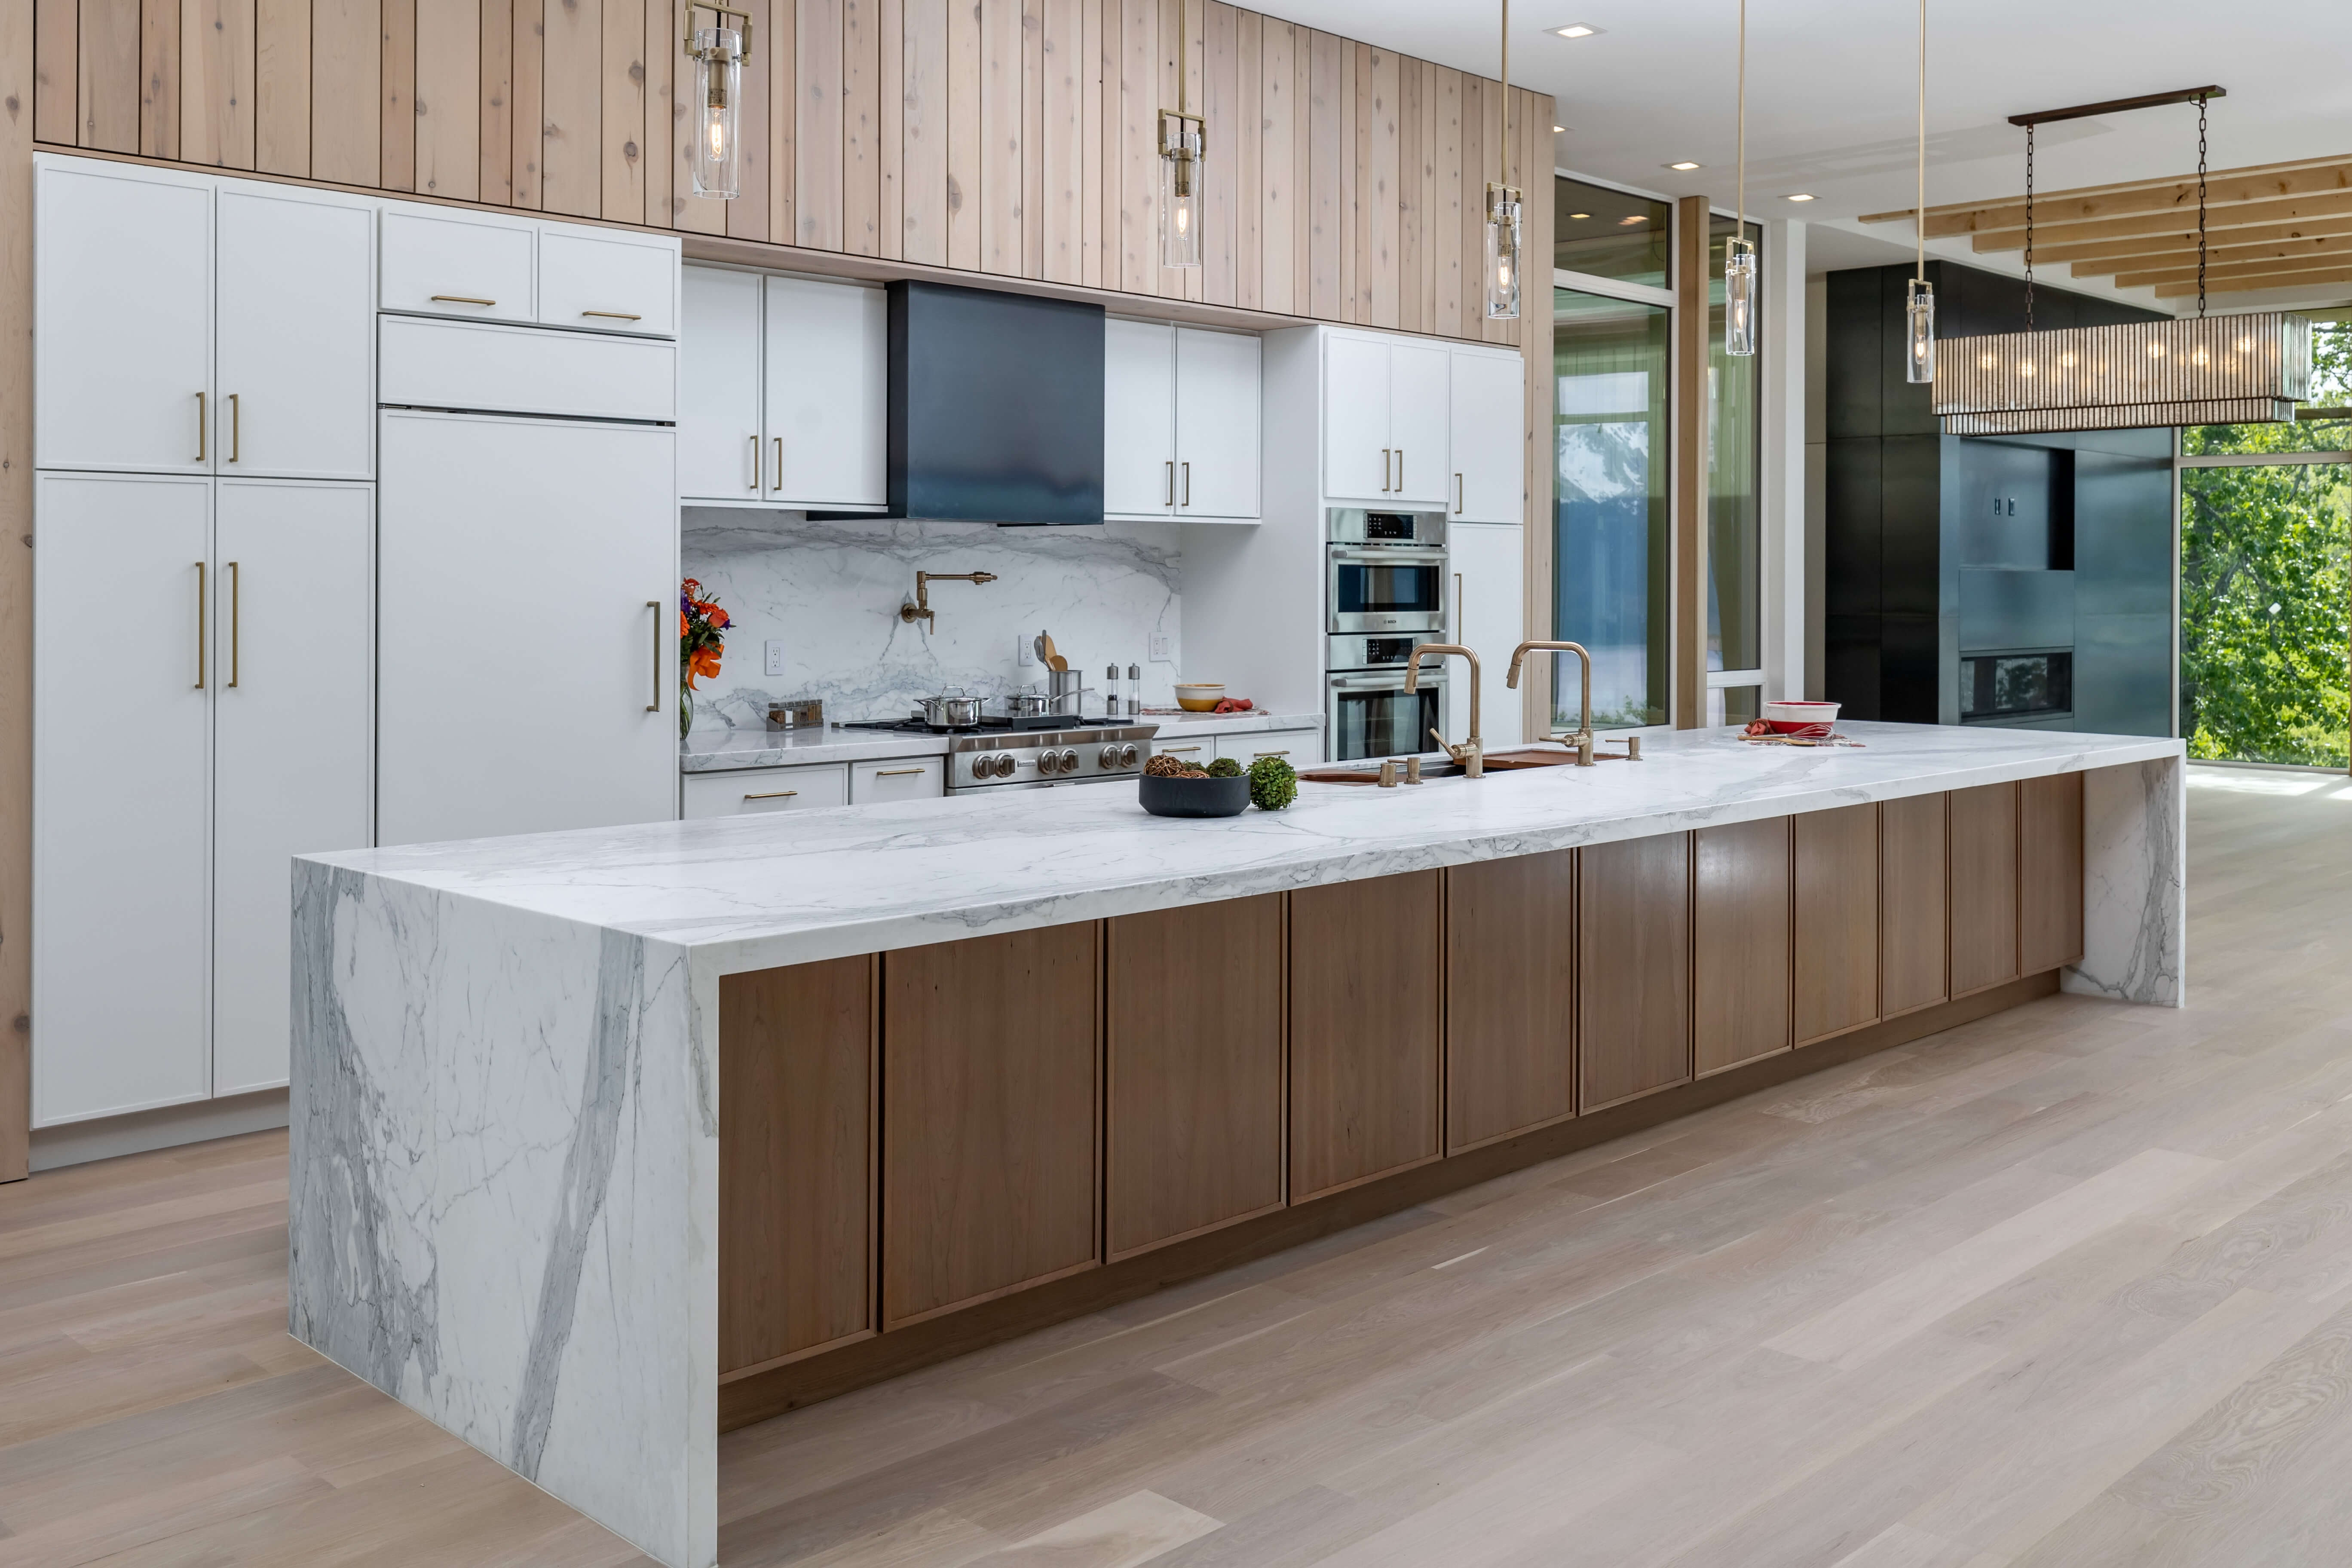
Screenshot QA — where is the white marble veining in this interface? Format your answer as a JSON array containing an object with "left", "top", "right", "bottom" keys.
[
  {"left": 675, "top": 710, "right": 1325, "bottom": 773},
  {"left": 291, "top": 719, "right": 2184, "bottom": 1568},
  {"left": 678, "top": 511, "right": 1185, "bottom": 734}
]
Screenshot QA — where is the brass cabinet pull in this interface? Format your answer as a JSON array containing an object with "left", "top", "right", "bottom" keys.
[
  {"left": 227, "top": 393, "right": 240, "bottom": 462},
  {"left": 430, "top": 294, "right": 496, "bottom": 306},
  {"left": 226, "top": 561, "right": 241, "bottom": 687},
  {"left": 1160, "top": 744, "right": 1202, "bottom": 754},
  {"left": 1396, "top": 448, "right": 1405, "bottom": 490},
  {"left": 582, "top": 310, "right": 643, "bottom": 321},
  {"left": 742, "top": 789, "right": 799, "bottom": 801},
  {"left": 1251, "top": 749, "right": 1291, "bottom": 758},
  {"left": 749, "top": 434, "right": 760, "bottom": 491},
  {"left": 193, "top": 560, "right": 207, "bottom": 688},
  {"left": 1181, "top": 461, "right": 1191, "bottom": 507},
  {"left": 875, "top": 767, "right": 926, "bottom": 778},
  {"left": 1164, "top": 459, "right": 1175, "bottom": 507},
  {"left": 1455, "top": 571, "right": 1464, "bottom": 637},
  {"left": 773, "top": 437, "right": 783, "bottom": 492},
  {"left": 646, "top": 600, "right": 662, "bottom": 712},
  {"left": 1380, "top": 447, "right": 1390, "bottom": 492},
  {"left": 196, "top": 391, "right": 206, "bottom": 462},
  {"left": 1455, "top": 472, "right": 1464, "bottom": 514}
]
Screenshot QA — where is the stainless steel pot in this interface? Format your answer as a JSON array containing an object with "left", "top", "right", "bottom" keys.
[
  {"left": 913, "top": 686, "right": 984, "bottom": 729},
  {"left": 1047, "top": 669, "right": 1087, "bottom": 715},
  {"left": 1002, "top": 691, "right": 1050, "bottom": 718}
]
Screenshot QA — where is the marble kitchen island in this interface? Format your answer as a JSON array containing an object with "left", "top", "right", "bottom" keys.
[{"left": 289, "top": 722, "right": 2184, "bottom": 1568}]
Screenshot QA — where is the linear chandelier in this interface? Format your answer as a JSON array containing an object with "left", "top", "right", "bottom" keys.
[{"left": 1932, "top": 85, "right": 2313, "bottom": 435}]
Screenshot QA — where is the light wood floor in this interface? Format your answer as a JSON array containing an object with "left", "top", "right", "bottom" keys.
[{"left": 10, "top": 768, "right": 2352, "bottom": 1567}]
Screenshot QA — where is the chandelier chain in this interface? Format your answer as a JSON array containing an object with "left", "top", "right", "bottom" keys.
[
  {"left": 2024, "top": 122, "right": 2035, "bottom": 334},
  {"left": 2197, "top": 94, "right": 2209, "bottom": 318}
]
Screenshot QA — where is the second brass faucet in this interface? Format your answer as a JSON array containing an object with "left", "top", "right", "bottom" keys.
[
  {"left": 1506, "top": 640, "right": 1598, "bottom": 766},
  {"left": 1404, "top": 643, "right": 1482, "bottom": 778}
]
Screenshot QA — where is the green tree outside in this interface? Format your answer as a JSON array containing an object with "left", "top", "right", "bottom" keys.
[{"left": 2179, "top": 325, "right": 2352, "bottom": 768}]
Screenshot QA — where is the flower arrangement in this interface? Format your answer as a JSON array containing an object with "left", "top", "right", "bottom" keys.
[{"left": 680, "top": 578, "right": 730, "bottom": 737}]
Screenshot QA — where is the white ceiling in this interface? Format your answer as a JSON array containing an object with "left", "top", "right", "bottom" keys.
[{"left": 1246, "top": 0, "right": 2352, "bottom": 307}]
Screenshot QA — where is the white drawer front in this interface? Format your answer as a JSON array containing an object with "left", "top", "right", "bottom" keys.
[
  {"left": 682, "top": 764, "right": 849, "bottom": 818},
  {"left": 381, "top": 208, "right": 536, "bottom": 323},
  {"left": 539, "top": 229, "right": 679, "bottom": 338},
  {"left": 380, "top": 316, "right": 677, "bottom": 422},
  {"left": 1214, "top": 728, "right": 1320, "bottom": 767},
  {"left": 850, "top": 756, "right": 944, "bottom": 803}
]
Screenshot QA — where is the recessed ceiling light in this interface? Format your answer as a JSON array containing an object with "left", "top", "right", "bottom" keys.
[
  {"left": 1785, "top": 193, "right": 1816, "bottom": 202},
  {"left": 1553, "top": 23, "right": 1602, "bottom": 39},
  {"left": 1568, "top": 211, "right": 1591, "bottom": 220},
  {"left": 1618, "top": 215, "right": 1648, "bottom": 226},
  {"left": 1553, "top": 125, "right": 1567, "bottom": 134},
  {"left": 1667, "top": 161, "right": 1701, "bottom": 171}
]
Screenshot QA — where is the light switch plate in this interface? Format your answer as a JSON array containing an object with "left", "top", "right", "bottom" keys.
[
  {"left": 1149, "top": 632, "right": 1173, "bottom": 661},
  {"left": 764, "top": 640, "right": 788, "bottom": 677}
]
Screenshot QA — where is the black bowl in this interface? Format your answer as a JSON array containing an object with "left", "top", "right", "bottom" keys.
[{"left": 1138, "top": 772, "right": 1252, "bottom": 818}]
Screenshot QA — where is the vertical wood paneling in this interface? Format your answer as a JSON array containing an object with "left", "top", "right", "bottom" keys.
[
  {"left": 139, "top": 0, "right": 179, "bottom": 157},
  {"left": 640, "top": 0, "right": 668, "bottom": 220},
  {"left": 1286, "top": 16, "right": 1304, "bottom": 309},
  {"left": 976, "top": 0, "right": 1016, "bottom": 273},
  {"left": 897, "top": 0, "right": 942, "bottom": 260},
  {"left": 2, "top": 0, "right": 33, "bottom": 1183},
  {"left": 380, "top": 0, "right": 414, "bottom": 189},
  {"left": 1253, "top": 15, "right": 1289, "bottom": 313},
  {"left": 1394, "top": 54, "right": 1418, "bottom": 333},
  {"left": 1365, "top": 44, "right": 1393, "bottom": 327},
  {"left": 1337, "top": 36, "right": 1355, "bottom": 321},
  {"left": 1078, "top": 0, "right": 1100, "bottom": 285},
  {"left": 1431, "top": 62, "right": 1457, "bottom": 334},
  {"left": 1197, "top": 0, "right": 1233, "bottom": 304},
  {"left": 34, "top": 0, "right": 77, "bottom": 144},
  {"left": 1230, "top": 4, "right": 1255, "bottom": 309},
  {"left": 312, "top": 0, "right": 381, "bottom": 183},
  {"left": 874, "top": 0, "right": 899, "bottom": 251},
  {"left": 1036, "top": 0, "right": 1079, "bottom": 282},
  {"left": 1111, "top": 0, "right": 1148, "bottom": 291},
  {"left": 1163, "top": 0, "right": 1192, "bottom": 301},
  {"left": 508, "top": 0, "right": 539, "bottom": 205},
  {"left": 1018, "top": 0, "right": 1039, "bottom": 274},
  {"left": 727, "top": 0, "right": 769, "bottom": 239},
  {"left": 538, "top": 0, "right": 597, "bottom": 213},
  {"left": 253, "top": 0, "right": 306, "bottom": 170},
  {"left": 796, "top": 0, "right": 842, "bottom": 248},
  {"left": 414, "top": 0, "right": 478, "bottom": 196},
  {"left": 80, "top": 0, "right": 140, "bottom": 150},
  {"left": 943, "top": 0, "right": 977, "bottom": 268},
  {"left": 598, "top": 0, "right": 643, "bottom": 217},
  {"left": 182, "top": 0, "right": 256, "bottom": 167},
  {"left": 841, "top": 0, "right": 877, "bottom": 251},
  {"left": 1303, "top": 27, "right": 1334, "bottom": 317},
  {"left": 477, "top": 0, "right": 510, "bottom": 198},
  {"left": 1455, "top": 70, "right": 1481, "bottom": 342}
]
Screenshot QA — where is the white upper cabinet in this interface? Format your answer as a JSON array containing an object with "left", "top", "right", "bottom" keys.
[
  {"left": 1174, "top": 328, "right": 1261, "bottom": 521},
  {"left": 216, "top": 181, "right": 377, "bottom": 481},
  {"left": 1448, "top": 348, "right": 1525, "bottom": 523},
  {"left": 1321, "top": 334, "right": 1391, "bottom": 503},
  {"left": 1447, "top": 522, "right": 1526, "bottom": 750},
  {"left": 680, "top": 267, "right": 765, "bottom": 501},
  {"left": 1105, "top": 318, "right": 1261, "bottom": 522},
  {"left": 1384, "top": 341, "right": 1451, "bottom": 506},
  {"left": 539, "top": 228, "right": 680, "bottom": 337},
  {"left": 380, "top": 207, "right": 536, "bottom": 323},
  {"left": 764, "top": 275, "right": 888, "bottom": 509},
  {"left": 35, "top": 158, "right": 214, "bottom": 475},
  {"left": 1104, "top": 318, "right": 1177, "bottom": 517},
  {"left": 211, "top": 478, "right": 374, "bottom": 1096}
]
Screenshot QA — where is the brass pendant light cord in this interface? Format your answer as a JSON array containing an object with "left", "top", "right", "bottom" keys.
[
  {"left": 1500, "top": 0, "right": 1510, "bottom": 189},
  {"left": 1736, "top": 0, "right": 1746, "bottom": 239},
  {"left": 1915, "top": 0, "right": 1925, "bottom": 283}
]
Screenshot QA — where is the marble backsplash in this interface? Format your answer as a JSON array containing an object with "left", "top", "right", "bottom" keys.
[{"left": 679, "top": 510, "right": 1182, "bottom": 732}]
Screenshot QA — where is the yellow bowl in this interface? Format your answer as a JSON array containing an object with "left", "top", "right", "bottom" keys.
[{"left": 1176, "top": 695, "right": 1222, "bottom": 712}]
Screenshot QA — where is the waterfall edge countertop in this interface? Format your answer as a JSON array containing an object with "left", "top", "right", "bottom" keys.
[
  {"left": 677, "top": 709, "right": 1326, "bottom": 772},
  {"left": 322, "top": 721, "right": 2184, "bottom": 977},
  {"left": 290, "top": 720, "right": 2186, "bottom": 1568}
]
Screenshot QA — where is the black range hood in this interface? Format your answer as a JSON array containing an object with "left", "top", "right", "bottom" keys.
[{"left": 819, "top": 280, "right": 1104, "bottom": 526}]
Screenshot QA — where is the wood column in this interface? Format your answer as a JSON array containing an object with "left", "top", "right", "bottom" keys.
[
  {"left": 1, "top": 0, "right": 31, "bottom": 1182},
  {"left": 1672, "top": 193, "right": 1710, "bottom": 729}
]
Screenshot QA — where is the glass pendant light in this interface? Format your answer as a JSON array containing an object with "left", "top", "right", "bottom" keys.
[
  {"left": 683, "top": 3, "right": 753, "bottom": 200},
  {"left": 1724, "top": 0, "right": 1756, "bottom": 357},
  {"left": 1904, "top": 0, "right": 1936, "bottom": 383},
  {"left": 1159, "top": 0, "right": 1205, "bottom": 269},
  {"left": 1484, "top": 0, "right": 1521, "bottom": 319}
]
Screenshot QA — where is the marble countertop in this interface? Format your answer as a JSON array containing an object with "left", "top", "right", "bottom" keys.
[
  {"left": 318, "top": 721, "right": 2181, "bottom": 975},
  {"left": 678, "top": 710, "right": 1325, "bottom": 772}
]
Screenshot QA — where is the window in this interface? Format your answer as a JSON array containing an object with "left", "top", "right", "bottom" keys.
[{"left": 1554, "top": 177, "right": 1670, "bottom": 291}]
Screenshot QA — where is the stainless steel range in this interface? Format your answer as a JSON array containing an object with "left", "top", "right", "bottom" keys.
[{"left": 838, "top": 714, "right": 1160, "bottom": 793}]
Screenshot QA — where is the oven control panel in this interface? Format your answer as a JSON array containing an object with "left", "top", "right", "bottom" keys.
[{"left": 946, "top": 725, "right": 1158, "bottom": 791}]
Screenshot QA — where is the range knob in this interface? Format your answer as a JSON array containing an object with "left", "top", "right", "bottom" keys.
[
  {"left": 1060, "top": 748, "right": 1081, "bottom": 772},
  {"left": 1099, "top": 745, "right": 1123, "bottom": 769},
  {"left": 986, "top": 753, "right": 1012, "bottom": 778},
  {"left": 1118, "top": 744, "right": 1139, "bottom": 767},
  {"left": 1035, "top": 750, "right": 1058, "bottom": 775}
]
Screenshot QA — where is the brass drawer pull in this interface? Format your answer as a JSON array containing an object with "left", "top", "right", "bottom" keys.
[
  {"left": 193, "top": 560, "right": 206, "bottom": 688},
  {"left": 773, "top": 437, "right": 783, "bottom": 491},
  {"left": 1160, "top": 744, "right": 1202, "bottom": 754},
  {"left": 1181, "top": 460, "right": 1191, "bottom": 507},
  {"left": 226, "top": 560, "right": 241, "bottom": 688},
  {"left": 1252, "top": 749, "right": 1290, "bottom": 758},
  {"left": 749, "top": 434, "right": 760, "bottom": 491},
  {"left": 430, "top": 294, "right": 496, "bottom": 306},
  {"left": 582, "top": 310, "right": 643, "bottom": 321},
  {"left": 227, "top": 393, "right": 240, "bottom": 462},
  {"left": 1455, "top": 472, "right": 1464, "bottom": 514},
  {"left": 1164, "top": 459, "right": 1175, "bottom": 506},
  {"left": 1380, "top": 447, "right": 1390, "bottom": 491},
  {"left": 875, "top": 767, "right": 926, "bottom": 778},
  {"left": 646, "top": 601, "right": 662, "bottom": 712},
  {"left": 195, "top": 391, "right": 206, "bottom": 462},
  {"left": 742, "top": 789, "right": 800, "bottom": 801}
]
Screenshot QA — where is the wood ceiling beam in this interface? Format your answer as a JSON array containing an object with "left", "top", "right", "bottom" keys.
[
  {"left": 2115, "top": 249, "right": 2352, "bottom": 289},
  {"left": 2078, "top": 231, "right": 2352, "bottom": 282},
  {"left": 1967, "top": 189, "right": 2352, "bottom": 256},
  {"left": 1860, "top": 154, "right": 2352, "bottom": 239},
  {"left": 2139, "top": 259, "right": 2352, "bottom": 297},
  {"left": 2036, "top": 211, "right": 2352, "bottom": 269}
]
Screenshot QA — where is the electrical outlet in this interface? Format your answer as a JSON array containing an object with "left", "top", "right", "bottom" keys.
[
  {"left": 1017, "top": 631, "right": 1038, "bottom": 668},
  {"left": 1149, "top": 632, "right": 1173, "bottom": 662},
  {"left": 763, "top": 640, "right": 788, "bottom": 678}
]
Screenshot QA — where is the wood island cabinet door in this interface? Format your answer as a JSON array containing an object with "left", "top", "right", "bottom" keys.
[
  {"left": 882, "top": 926, "right": 1101, "bottom": 1328},
  {"left": 1290, "top": 873, "right": 1442, "bottom": 1202},
  {"left": 1579, "top": 834, "right": 1692, "bottom": 1110},
  {"left": 1950, "top": 782, "right": 2021, "bottom": 996},
  {"left": 1880, "top": 793, "right": 1950, "bottom": 1017},
  {"left": 1794, "top": 805, "right": 1881, "bottom": 1046},
  {"left": 1694, "top": 818, "right": 1792, "bottom": 1076},
  {"left": 720, "top": 958, "right": 877, "bottom": 1373},
  {"left": 2019, "top": 772, "right": 2086, "bottom": 974},
  {"left": 1106, "top": 897, "right": 1286, "bottom": 1259},
  {"left": 1447, "top": 851, "right": 1577, "bottom": 1152}
]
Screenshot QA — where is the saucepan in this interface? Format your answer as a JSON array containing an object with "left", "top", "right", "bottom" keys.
[
  {"left": 913, "top": 686, "right": 984, "bottom": 730},
  {"left": 1002, "top": 691, "right": 1051, "bottom": 718}
]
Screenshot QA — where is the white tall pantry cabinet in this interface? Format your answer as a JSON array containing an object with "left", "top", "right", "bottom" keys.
[{"left": 32, "top": 155, "right": 376, "bottom": 1125}]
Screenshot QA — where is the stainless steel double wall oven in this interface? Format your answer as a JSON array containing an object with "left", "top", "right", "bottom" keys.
[{"left": 1325, "top": 508, "right": 1449, "bottom": 761}]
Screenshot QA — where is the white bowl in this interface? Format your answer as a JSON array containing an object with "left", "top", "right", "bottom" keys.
[{"left": 1173, "top": 681, "right": 1226, "bottom": 713}]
